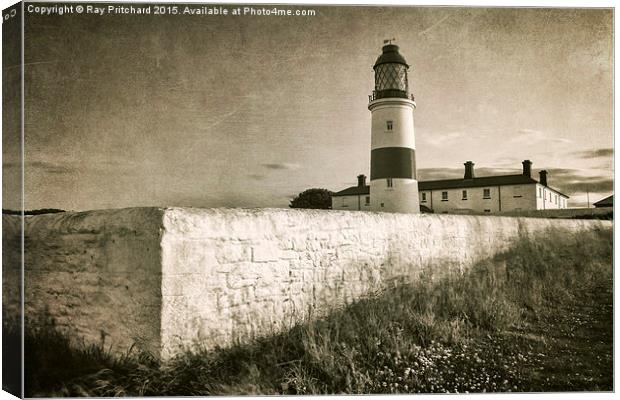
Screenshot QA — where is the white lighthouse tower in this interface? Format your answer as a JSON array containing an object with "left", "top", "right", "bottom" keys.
[{"left": 368, "top": 42, "right": 419, "bottom": 213}]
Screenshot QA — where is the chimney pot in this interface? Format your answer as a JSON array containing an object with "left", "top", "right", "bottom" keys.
[
  {"left": 357, "top": 174, "right": 367, "bottom": 187},
  {"left": 539, "top": 170, "right": 548, "bottom": 186},
  {"left": 522, "top": 160, "right": 532, "bottom": 177},
  {"left": 464, "top": 161, "right": 475, "bottom": 179}
]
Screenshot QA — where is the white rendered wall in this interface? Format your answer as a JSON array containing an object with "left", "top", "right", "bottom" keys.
[
  {"left": 425, "top": 186, "right": 501, "bottom": 214},
  {"left": 420, "top": 184, "right": 556, "bottom": 214},
  {"left": 536, "top": 184, "right": 568, "bottom": 210},
  {"left": 371, "top": 178, "right": 420, "bottom": 213},
  {"left": 5, "top": 207, "right": 607, "bottom": 360},
  {"left": 369, "top": 98, "right": 419, "bottom": 213},
  {"left": 499, "top": 184, "right": 537, "bottom": 212},
  {"left": 370, "top": 102, "right": 416, "bottom": 149},
  {"left": 331, "top": 195, "right": 371, "bottom": 211},
  {"left": 3, "top": 208, "right": 165, "bottom": 355}
]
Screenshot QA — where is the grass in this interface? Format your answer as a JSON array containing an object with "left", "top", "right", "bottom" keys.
[{"left": 13, "top": 225, "right": 614, "bottom": 396}]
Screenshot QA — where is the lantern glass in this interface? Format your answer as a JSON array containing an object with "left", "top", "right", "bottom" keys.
[{"left": 375, "top": 63, "right": 408, "bottom": 92}]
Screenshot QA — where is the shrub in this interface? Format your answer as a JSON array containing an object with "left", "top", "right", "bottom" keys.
[{"left": 289, "top": 189, "right": 333, "bottom": 209}]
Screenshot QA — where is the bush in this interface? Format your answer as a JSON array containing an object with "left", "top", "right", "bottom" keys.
[{"left": 289, "top": 189, "right": 333, "bottom": 209}]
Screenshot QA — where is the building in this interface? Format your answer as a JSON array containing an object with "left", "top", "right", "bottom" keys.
[
  {"left": 367, "top": 42, "right": 419, "bottom": 213},
  {"left": 332, "top": 160, "right": 570, "bottom": 214},
  {"left": 332, "top": 174, "right": 372, "bottom": 211},
  {"left": 593, "top": 194, "right": 613, "bottom": 208},
  {"left": 418, "top": 160, "right": 568, "bottom": 213},
  {"left": 331, "top": 42, "right": 570, "bottom": 214}
]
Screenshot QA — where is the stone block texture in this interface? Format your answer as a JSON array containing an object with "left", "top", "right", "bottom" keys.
[
  {"left": 3, "top": 208, "right": 165, "bottom": 355},
  {"left": 2, "top": 207, "right": 611, "bottom": 359}
]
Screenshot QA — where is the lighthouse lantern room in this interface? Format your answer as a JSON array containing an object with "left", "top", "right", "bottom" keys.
[{"left": 368, "top": 42, "right": 420, "bottom": 213}]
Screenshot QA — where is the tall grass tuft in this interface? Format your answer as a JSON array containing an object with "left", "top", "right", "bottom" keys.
[{"left": 18, "top": 226, "right": 613, "bottom": 396}]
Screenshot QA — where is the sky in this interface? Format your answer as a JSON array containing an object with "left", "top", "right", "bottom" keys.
[{"left": 3, "top": 4, "right": 613, "bottom": 210}]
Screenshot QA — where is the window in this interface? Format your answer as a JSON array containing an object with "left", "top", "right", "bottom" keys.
[
  {"left": 462, "top": 190, "right": 468, "bottom": 200},
  {"left": 386, "top": 178, "right": 393, "bottom": 188},
  {"left": 549, "top": 193, "right": 552, "bottom": 201},
  {"left": 341, "top": 197, "right": 347, "bottom": 207},
  {"left": 375, "top": 63, "right": 408, "bottom": 92},
  {"left": 421, "top": 192, "right": 427, "bottom": 202},
  {"left": 484, "top": 209, "right": 491, "bottom": 213},
  {"left": 538, "top": 187, "right": 542, "bottom": 198},
  {"left": 555, "top": 194, "right": 558, "bottom": 204},
  {"left": 380, "top": 203, "right": 385, "bottom": 208},
  {"left": 365, "top": 196, "right": 370, "bottom": 205},
  {"left": 386, "top": 120, "right": 393, "bottom": 130},
  {"left": 441, "top": 191, "right": 448, "bottom": 201},
  {"left": 483, "top": 188, "right": 491, "bottom": 199}
]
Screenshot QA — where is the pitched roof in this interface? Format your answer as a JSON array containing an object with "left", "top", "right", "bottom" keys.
[
  {"left": 594, "top": 194, "right": 613, "bottom": 207},
  {"left": 418, "top": 174, "right": 535, "bottom": 190},
  {"left": 333, "top": 174, "right": 569, "bottom": 198},
  {"left": 418, "top": 174, "right": 569, "bottom": 198},
  {"left": 332, "top": 185, "right": 370, "bottom": 197}
]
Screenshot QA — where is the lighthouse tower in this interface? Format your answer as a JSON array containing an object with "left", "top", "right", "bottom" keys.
[{"left": 368, "top": 42, "right": 419, "bottom": 213}]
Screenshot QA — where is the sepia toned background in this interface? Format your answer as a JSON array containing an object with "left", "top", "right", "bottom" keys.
[{"left": 3, "top": 5, "right": 613, "bottom": 211}]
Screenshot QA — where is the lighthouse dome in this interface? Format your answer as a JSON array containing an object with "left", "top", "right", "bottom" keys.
[
  {"left": 373, "top": 44, "right": 409, "bottom": 68},
  {"left": 371, "top": 43, "right": 411, "bottom": 100}
]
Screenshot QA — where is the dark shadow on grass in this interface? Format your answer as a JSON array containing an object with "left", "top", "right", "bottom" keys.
[
  {"left": 18, "top": 225, "right": 613, "bottom": 396},
  {"left": 3, "top": 318, "right": 22, "bottom": 397}
]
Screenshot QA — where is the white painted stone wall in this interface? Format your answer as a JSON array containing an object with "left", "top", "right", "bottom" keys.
[
  {"left": 421, "top": 186, "right": 502, "bottom": 214},
  {"left": 498, "top": 184, "right": 537, "bottom": 212},
  {"left": 2, "top": 215, "right": 22, "bottom": 324},
  {"left": 3, "top": 207, "right": 610, "bottom": 360},
  {"left": 3, "top": 208, "right": 165, "bottom": 355},
  {"left": 500, "top": 207, "right": 612, "bottom": 219},
  {"left": 536, "top": 184, "right": 568, "bottom": 210},
  {"left": 420, "top": 184, "right": 568, "bottom": 214},
  {"left": 331, "top": 194, "right": 371, "bottom": 211}
]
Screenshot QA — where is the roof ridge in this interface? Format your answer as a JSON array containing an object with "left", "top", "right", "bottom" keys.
[{"left": 420, "top": 173, "right": 532, "bottom": 183}]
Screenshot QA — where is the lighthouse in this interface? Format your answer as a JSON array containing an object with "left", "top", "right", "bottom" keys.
[{"left": 368, "top": 42, "right": 419, "bottom": 213}]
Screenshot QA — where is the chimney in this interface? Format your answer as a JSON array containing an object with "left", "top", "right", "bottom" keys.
[
  {"left": 539, "top": 170, "right": 548, "bottom": 186},
  {"left": 464, "top": 161, "right": 475, "bottom": 179},
  {"left": 522, "top": 160, "right": 532, "bottom": 177},
  {"left": 357, "top": 174, "right": 367, "bottom": 187}
]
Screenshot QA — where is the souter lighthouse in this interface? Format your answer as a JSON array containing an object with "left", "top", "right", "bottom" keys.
[{"left": 368, "top": 41, "right": 419, "bottom": 213}]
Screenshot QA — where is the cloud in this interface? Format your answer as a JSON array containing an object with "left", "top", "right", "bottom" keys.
[
  {"left": 513, "top": 129, "right": 573, "bottom": 145},
  {"left": 262, "top": 163, "right": 301, "bottom": 170},
  {"left": 516, "top": 128, "right": 540, "bottom": 135},
  {"left": 516, "top": 128, "right": 552, "bottom": 136},
  {"left": 554, "top": 178, "right": 613, "bottom": 194},
  {"left": 543, "top": 167, "right": 580, "bottom": 177},
  {"left": 418, "top": 14, "right": 452, "bottom": 36},
  {"left": 417, "top": 167, "right": 462, "bottom": 180},
  {"left": 421, "top": 131, "right": 469, "bottom": 147},
  {"left": 544, "top": 168, "right": 613, "bottom": 194},
  {"left": 422, "top": 128, "right": 573, "bottom": 150},
  {"left": 573, "top": 148, "right": 613, "bottom": 159},
  {"left": 595, "top": 160, "right": 614, "bottom": 170},
  {"left": 3, "top": 161, "right": 76, "bottom": 175},
  {"left": 418, "top": 167, "right": 520, "bottom": 181}
]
